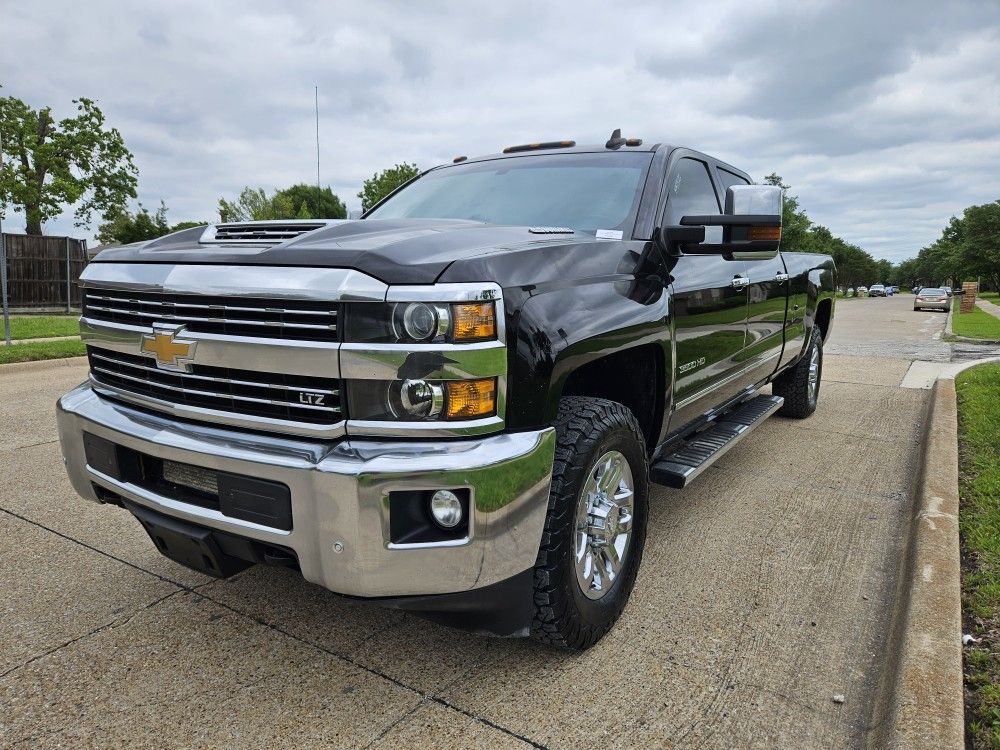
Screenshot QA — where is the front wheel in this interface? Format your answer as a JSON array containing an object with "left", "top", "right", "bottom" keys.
[
  {"left": 531, "top": 397, "right": 649, "bottom": 650},
  {"left": 772, "top": 324, "right": 823, "bottom": 419}
]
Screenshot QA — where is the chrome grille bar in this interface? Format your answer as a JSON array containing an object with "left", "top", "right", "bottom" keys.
[
  {"left": 84, "top": 303, "right": 336, "bottom": 331},
  {"left": 90, "top": 366, "right": 338, "bottom": 413},
  {"left": 88, "top": 351, "right": 339, "bottom": 395},
  {"left": 84, "top": 293, "right": 337, "bottom": 317},
  {"left": 81, "top": 288, "right": 340, "bottom": 342},
  {"left": 87, "top": 347, "right": 343, "bottom": 430}
]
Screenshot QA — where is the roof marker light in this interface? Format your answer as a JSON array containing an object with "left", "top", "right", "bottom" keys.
[{"left": 502, "top": 140, "right": 576, "bottom": 154}]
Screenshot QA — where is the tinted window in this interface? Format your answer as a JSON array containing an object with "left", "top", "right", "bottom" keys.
[
  {"left": 717, "top": 168, "right": 751, "bottom": 191},
  {"left": 921, "top": 288, "right": 946, "bottom": 295},
  {"left": 664, "top": 158, "right": 720, "bottom": 224},
  {"left": 367, "top": 152, "right": 653, "bottom": 234}
]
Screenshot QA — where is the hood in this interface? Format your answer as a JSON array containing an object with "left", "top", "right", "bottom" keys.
[{"left": 91, "top": 219, "right": 597, "bottom": 285}]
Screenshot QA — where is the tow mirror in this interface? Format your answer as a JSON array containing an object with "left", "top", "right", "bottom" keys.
[{"left": 659, "top": 184, "right": 783, "bottom": 261}]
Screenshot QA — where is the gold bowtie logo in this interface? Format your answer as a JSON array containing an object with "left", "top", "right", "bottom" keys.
[{"left": 141, "top": 326, "right": 196, "bottom": 371}]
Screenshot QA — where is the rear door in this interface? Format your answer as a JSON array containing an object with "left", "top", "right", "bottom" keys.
[{"left": 667, "top": 157, "right": 750, "bottom": 429}]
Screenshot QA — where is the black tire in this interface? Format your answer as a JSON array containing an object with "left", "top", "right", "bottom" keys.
[
  {"left": 772, "top": 324, "right": 823, "bottom": 419},
  {"left": 531, "top": 397, "right": 649, "bottom": 650}
]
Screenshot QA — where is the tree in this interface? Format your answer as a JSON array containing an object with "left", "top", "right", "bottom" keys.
[
  {"left": 763, "top": 173, "right": 812, "bottom": 252},
  {"left": 96, "top": 201, "right": 169, "bottom": 245},
  {"left": 96, "top": 201, "right": 208, "bottom": 245},
  {"left": 170, "top": 220, "right": 207, "bottom": 233},
  {"left": 357, "top": 163, "right": 420, "bottom": 211},
  {"left": 218, "top": 184, "right": 346, "bottom": 222},
  {"left": 0, "top": 92, "right": 138, "bottom": 235},
  {"left": 275, "top": 184, "right": 346, "bottom": 219},
  {"left": 957, "top": 201, "right": 1000, "bottom": 291}
]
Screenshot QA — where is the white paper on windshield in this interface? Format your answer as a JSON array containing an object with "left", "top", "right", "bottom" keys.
[{"left": 595, "top": 229, "right": 623, "bottom": 240}]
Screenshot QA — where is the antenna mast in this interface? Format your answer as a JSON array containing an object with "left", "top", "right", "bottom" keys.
[{"left": 315, "top": 86, "right": 321, "bottom": 194}]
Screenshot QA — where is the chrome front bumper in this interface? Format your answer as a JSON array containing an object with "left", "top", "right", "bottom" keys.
[{"left": 57, "top": 384, "right": 555, "bottom": 598}]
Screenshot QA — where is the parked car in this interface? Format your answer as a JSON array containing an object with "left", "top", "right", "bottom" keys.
[
  {"left": 914, "top": 288, "right": 950, "bottom": 312},
  {"left": 56, "top": 135, "right": 836, "bottom": 649},
  {"left": 869, "top": 284, "right": 886, "bottom": 297},
  {"left": 857, "top": 285, "right": 868, "bottom": 296}
]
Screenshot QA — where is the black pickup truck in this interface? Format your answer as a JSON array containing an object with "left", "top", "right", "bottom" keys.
[{"left": 57, "top": 132, "right": 835, "bottom": 650}]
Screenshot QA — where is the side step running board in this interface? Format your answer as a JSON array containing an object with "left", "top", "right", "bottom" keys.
[{"left": 650, "top": 394, "right": 784, "bottom": 489}]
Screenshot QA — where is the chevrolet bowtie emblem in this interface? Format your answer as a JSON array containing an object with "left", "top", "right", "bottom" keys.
[{"left": 140, "top": 325, "right": 196, "bottom": 371}]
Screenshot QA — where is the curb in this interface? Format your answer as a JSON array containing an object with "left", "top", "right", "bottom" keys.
[
  {"left": 873, "top": 378, "right": 963, "bottom": 748},
  {"left": 0, "top": 356, "right": 88, "bottom": 374}
]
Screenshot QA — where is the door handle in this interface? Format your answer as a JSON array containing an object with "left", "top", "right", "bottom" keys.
[
  {"left": 774, "top": 272, "right": 789, "bottom": 283},
  {"left": 731, "top": 276, "right": 750, "bottom": 290}
]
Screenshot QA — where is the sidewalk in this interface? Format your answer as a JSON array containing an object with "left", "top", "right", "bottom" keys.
[{"left": 976, "top": 297, "right": 1000, "bottom": 319}]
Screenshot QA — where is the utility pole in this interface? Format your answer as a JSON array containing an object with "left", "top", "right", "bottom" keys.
[
  {"left": 315, "top": 86, "right": 321, "bottom": 195},
  {"left": 0, "top": 133, "right": 10, "bottom": 345}
]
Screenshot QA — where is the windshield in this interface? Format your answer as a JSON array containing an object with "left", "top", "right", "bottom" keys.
[
  {"left": 921, "top": 288, "right": 946, "bottom": 295},
  {"left": 366, "top": 152, "right": 653, "bottom": 234}
]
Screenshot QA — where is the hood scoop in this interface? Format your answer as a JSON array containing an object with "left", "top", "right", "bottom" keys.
[{"left": 200, "top": 220, "right": 346, "bottom": 245}]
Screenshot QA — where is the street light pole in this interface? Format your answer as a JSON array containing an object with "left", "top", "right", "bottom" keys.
[{"left": 0, "top": 133, "right": 11, "bottom": 345}]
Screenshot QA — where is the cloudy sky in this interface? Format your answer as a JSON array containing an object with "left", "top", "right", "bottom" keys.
[{"left": 3, "top": 0, "right": 999, "bottom": 261}]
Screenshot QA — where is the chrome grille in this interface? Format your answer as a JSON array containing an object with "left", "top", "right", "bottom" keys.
[
  {"left": 82, "top": 289, "right": 338, "bottom": 342},
  {"left": 87, "top": 347, "right": 342, "bottom": 426}
]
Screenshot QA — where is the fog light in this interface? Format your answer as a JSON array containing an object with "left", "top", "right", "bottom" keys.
[{"left": 429, "top": 490, "right": 463, "bottom": 529}]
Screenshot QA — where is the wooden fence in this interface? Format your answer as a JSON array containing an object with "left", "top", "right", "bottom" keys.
[{"left": 1, "top": 233, "right": 88, "bottom": 310}]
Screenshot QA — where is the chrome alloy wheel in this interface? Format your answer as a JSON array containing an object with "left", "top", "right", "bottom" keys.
[
  {"left": 574, "top": 450, "right": 635, "bottom": 600},
  {"left": 807, "top": 344, "right": 821, "bottom": 404}
]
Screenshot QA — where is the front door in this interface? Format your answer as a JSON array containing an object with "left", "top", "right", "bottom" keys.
[
  {"left": 661, "top": 156, "right": 750, "bottom": 429},
  {"left": 671, "top": 256, "right": 750, "bottom": 423}
]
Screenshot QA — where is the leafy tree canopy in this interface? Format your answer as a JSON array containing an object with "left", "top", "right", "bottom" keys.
[
  {"left": 899, "top": 200, "right": 1000, "bottom": 291},
  {"left": 357, "top": 163, "right": 420, "bottom": 212},
  {"left": 763, "top": 173, "right": 883, "bottom": 288},
  {"left": 96, "top": 201, "right": 207, "bottom": 245},
  {"left": 0, "top": 90, "right": 138, "bottom": 235},
  {"left": 218, "top": 184, "right": 346, "bottom": 222}
]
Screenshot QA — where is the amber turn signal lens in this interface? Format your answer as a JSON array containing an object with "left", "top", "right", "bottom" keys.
[
  {"left": 452, "top": 302, "right": 496, "bottom": 341},
  {"left": 445, "top": 378, "right": 497, "bottom": 419},
  {"left": 749, "top": 226, "right": 781, "bottom": 241}
]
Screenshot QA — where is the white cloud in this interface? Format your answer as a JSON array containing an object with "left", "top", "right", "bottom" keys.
[{"left": 1, "top": 0, "right": 998, "bottom": 261}]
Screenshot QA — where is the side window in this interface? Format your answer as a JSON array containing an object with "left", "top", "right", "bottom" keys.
[
  {"left": 717, "top": 168, "right": 751, "bottom": 192},
  {"left": 664, "top": 158, "right": 720, "bottom": 225}
]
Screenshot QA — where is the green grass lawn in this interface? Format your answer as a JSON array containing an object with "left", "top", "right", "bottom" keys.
[
  {"left": 957, "top": 363, "right": 1000, "bottom": 749},
  {"left": 982, "top": 292, "right": 999, "bottom": 303},
  {"left": 952, "top": 299, "right": 1000, "bottom": 340},
  {"left": 0, "top": 338, "right": 86, "bottom": 365},
  {"left": 6, "top": 314, "right": 80, "bottom": 340}
]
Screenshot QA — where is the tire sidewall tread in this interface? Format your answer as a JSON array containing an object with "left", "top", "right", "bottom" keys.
[{"left": 531, "top": 396, "right": 649, "bottom": 650}]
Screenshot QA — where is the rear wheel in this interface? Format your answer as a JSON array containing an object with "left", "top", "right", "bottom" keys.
[
  {"left": 772, "top": 325, "right": 823, "bottom": 419},
  {"left": 531, "top": 397, "right": 649, "bottom": 650}
]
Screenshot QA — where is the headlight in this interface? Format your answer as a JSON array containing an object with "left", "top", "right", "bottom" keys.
[
  {"left": 393, "top": 379, "right": 444, "bottom": 419},
  {"left": 393, "top": 302, "right": 449, "bottom": 342},
  {"left": 343, "top": 301, "right": 497, "bottom": 344},
  {"left": 347, "top": 377, "right": 497, "bottom": 422}
]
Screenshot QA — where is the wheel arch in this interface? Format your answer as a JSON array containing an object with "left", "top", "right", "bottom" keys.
[{"left": 559, "top": 343, "right": 666, "bottom": 454}]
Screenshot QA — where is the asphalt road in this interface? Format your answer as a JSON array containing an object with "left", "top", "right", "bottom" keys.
[{"left": 0, "top": 294, "right": 980, "bottom": 748}]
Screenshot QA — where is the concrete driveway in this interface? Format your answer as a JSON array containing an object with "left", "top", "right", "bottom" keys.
[{"left": 0, "top": 295, "right": 964, "bottom": 748}]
